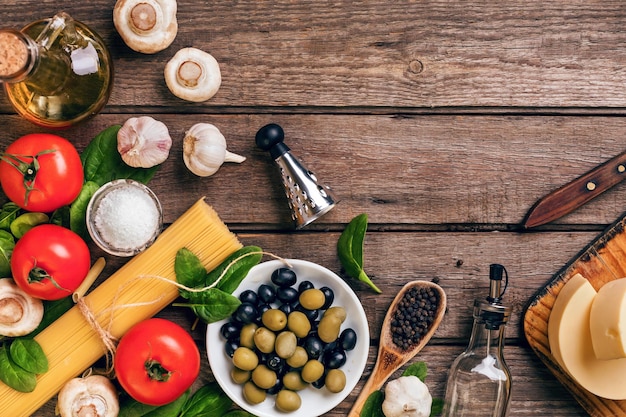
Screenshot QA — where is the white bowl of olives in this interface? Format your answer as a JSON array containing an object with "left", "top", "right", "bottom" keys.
[{"left": 206, "top": 259, "right": 370, "bottom": 417}]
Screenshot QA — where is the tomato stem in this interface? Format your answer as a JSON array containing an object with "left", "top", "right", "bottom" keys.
[
  {"left": 145, "top": 359, "right": 172, "bottom": 382},
  {"left": 28, "top": 265, "right": 70, "bottom": 293},
  {"left": 0, "top": 149, "right": 56, "bottom": 207}
]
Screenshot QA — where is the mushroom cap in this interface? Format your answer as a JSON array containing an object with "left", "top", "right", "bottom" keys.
[
  {"left": 113, "top": 0, "right": 178, "bottom": 54},
  {"left": 57, "top": 375, "right": 119, "bottom": 417},
  {"left": 164, "top": 47, "right": 222, "bottom": 102},
  {"left": 0, "top": 278, "right": 43, "bottom": 337}
]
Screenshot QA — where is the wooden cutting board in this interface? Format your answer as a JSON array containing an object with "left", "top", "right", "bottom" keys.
[{"left": 524, "top": 214, "right": 626, "bottom": 416}]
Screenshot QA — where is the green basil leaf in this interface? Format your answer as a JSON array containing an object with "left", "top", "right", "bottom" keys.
[
  {"left": 0, "top": 345, "right": 37, "bottom": 392},
  {"left": 69, "top": 181, "right": 101, "bottom": 238},
  {"left": 81, "top": 125, "right": 159, "bottom": 186},
  {"left": 175, "top": 248, "right": 208, "bottom": 299},
  {"left": 10, "top": 212, "right": 49, "bottom": 239},
  {"left": 188, "top": 288, "right": 241, "bottom": 324},
  {"left": 431, "top": 398, "right": 444, "bottom": 417},
  {"left": 29, "top": 297, "right": 74, "bottom": 337},
  {"left": 50, "top": 205, "right": 70, "bottom": 228},
  {"left": 179, "top": 383, "right": 232, "bottom": 417},
  {"left": 402, "top": 361, "right": 428, "bottom": 381},
  {"left": 337, "top": 213, "right": 381, "bottom": 293},
  {"left": 9, "top": 339, "right": 48, "bottom": 374},
  {"left": 213, "top": 246, "right": 262, "bottom": 294},
  {"left": 0, "top": 203, "right": 19, "bottom": 231},
  {"left": 0, "top": 230, "right": 15, "bottom": 277},
  {"left": 223, "top": 412, "right": 255, "bottom": 417},
  {"left": 360, "top": 390, "right": 385, "bottom": 417},
  {"left": 118, "top": 390, "right": 189, "bottom": 417}
]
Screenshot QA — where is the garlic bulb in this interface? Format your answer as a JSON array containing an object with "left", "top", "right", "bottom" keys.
[
  {"left": 183, "top": 123, "right": 245, "bottom": 177},
  {"left": 0, "top": 278, "right": 44, "bottom": 337},
  {"left": 117, "top": 116, "right": 172, "bottom": 168},
  {"left": 57, "top": 375, "right": 119, "bottom": 417},
  {"left": 113, "top": 0, "right": 178, "bottom": 54}
]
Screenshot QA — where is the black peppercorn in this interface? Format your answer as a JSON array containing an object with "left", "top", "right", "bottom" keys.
[{"left": 389, "top": 286, "right": 439, "bottom": 351}]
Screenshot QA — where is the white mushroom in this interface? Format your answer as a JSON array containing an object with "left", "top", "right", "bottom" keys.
[
  {"left": 164, "top": 48, "right": 221, "bottom": 102},
  {"left": 56, "top": 375, "right": 119, "bottom": 417},
  {"left": 0, "top": 278, "right": 43, "bottom": 337},
  {"left": 113, "top": 0, "right": 178, "bottom": 54}
]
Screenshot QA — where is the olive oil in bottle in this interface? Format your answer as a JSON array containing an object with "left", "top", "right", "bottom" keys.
[{"left": 0, "top": 12, "right": 113, "bottom": 129}]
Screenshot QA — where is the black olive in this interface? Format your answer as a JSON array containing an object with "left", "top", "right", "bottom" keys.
[
  {"left": 257, "top": 284, "right": 276, "bottom": 304},
  {"left": 239, "top": 289, "right": 258, "bottom": 305},
  {"left": 266, "top": 353, "right": 287, "bottom": 374},
  {"left": 233, "top": 302, "right": 258, "bottom": 324},
  {"left": 303, "top": 335, "right": 324, "bottom": 359},
  {"left": 278, "top": 302, "right": 294, "bottom": 315},
  {"left": 339, "top": 328, "right": 357, "bottom": 351},
  {"left": 267, "top": 379, "right": 284, "bottom": 395},
  {"left": 224, "top": 340, "right": 239, "bottom": 357},
  {"left": 257, "top": 303, "right": 272, "bottom": 317},
  {"left": 271, "top": 267, "right": 297, "bottom": 287},
  {"left": 298, "top": 280, "right": 315, "bottom": 293},
  {"left": 323, "top": 349, "right": 347, "bottom": 369},
  {"left": 320, "top": 286, "right": 335, "bottom": 309},
  {"left": 296, "top": 304, "right": 319, "bottom": 322},
  {"left": 312, "top": 373, "right": 327, "bottom": 389},
  {"left": 277, "top": 286, "right": 299, "bottom": 303},
  {"left": 220, "top": 321, "right": 241, "bottom": 340}
]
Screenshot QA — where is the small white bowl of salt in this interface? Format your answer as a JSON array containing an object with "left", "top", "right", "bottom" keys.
[{"left": 86, "top": 179, "right": 163, "bottom": 257}]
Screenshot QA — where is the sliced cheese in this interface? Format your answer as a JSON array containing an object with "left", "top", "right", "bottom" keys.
[
  {"left": 548, "top": 273, "right": 626, "bottom": 400},
  {"left": 590, "top": 278, "right": 626, "bottom": 360}
]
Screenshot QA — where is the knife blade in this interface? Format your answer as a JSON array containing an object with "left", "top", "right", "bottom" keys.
[{"left": 522, "top": 148, "right": 626, "bottom": 228}]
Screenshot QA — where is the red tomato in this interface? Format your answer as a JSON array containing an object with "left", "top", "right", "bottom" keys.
[
  {"left": 11, "top": 224, "right": 91, "bottom": 300},
  {"left": 115, "top": 318, "right": 201, "bottom": 406},
  {"left": 0, "top": 133, "right": 83, "bottom": 212}
]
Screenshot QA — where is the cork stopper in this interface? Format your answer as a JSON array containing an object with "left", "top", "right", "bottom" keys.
[{"left": 0, "top": 31, "right": 31, "bottom": 80}]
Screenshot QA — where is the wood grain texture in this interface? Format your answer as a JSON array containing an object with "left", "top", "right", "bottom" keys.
[{"left": 0, "top": 0, "right": 623, "bottom": 415}]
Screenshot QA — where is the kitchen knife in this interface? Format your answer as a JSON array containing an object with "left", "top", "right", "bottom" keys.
[{"left": 522, "top": 148, "right": 626, "bottom": 228}]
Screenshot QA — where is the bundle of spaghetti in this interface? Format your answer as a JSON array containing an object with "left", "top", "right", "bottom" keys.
[{"left": 0, "top": 198, "right": 242, "bottom": 417}]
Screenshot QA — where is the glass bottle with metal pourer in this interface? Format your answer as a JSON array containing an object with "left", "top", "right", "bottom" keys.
[
  {"left": 0, "top": 12, "right": 113, "bottom": 128},
  {"left": 442, "top": 264, "right": 512, "bottom": 417}
]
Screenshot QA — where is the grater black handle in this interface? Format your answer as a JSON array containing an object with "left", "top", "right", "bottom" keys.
[{"left": 255, "top": 123, "right": 290, "bottom": 159}]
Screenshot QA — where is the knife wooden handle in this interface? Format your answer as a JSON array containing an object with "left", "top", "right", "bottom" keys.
[{"left": 522, "top": 149, "right": 626, "bottom": 228}]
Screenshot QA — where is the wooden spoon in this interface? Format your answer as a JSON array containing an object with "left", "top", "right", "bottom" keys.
[{"left": 348, "top": 280, "right": 447, "bottom": 416}]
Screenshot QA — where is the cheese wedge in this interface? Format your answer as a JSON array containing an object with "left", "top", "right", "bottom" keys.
[
  {"left": 590, "top": 278, "right": 626, "bottom": 360},
  {"left": 548, "top": 273, "right": 626, "bottom": 399}
]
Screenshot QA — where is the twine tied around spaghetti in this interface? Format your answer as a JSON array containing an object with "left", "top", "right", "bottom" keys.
[{"left": 74, "top": 251, "right": 290, "bottom": 374}]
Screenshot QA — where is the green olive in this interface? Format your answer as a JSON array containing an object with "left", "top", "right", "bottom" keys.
[
  {"left": 275, "top": 331, "right": 297, "bottom": 359},
  {"left": 282, "top": 370, "right": 309, "bottom": 391},
  {"left": 239, "top": 322, "right": 258, "bottom": 349},
  {"left": 275, "top": 389, "right": 302, "bottom": 412},
  {"left": 243, "top": 381, "right": 266, "bottom": 405},
  {"left": 324, "top": 306, "right": 347, "bottom": 322},
  {"left": 232, "top": 347, "right": 259, "bottom": 371},
  {"left": 301, "top": 359, "right": 325, "bottom": 383},
  {"left": 252, "top": 364, "right": 277, "bottom": 389},
  {"left": 231, "top": 367, "right": 251, "bottom": 385},
  {"left": 286, "top": 346, "right": 308, "bottom": 368},
  {"left": 325, "top": 369, "right": 346, "bottom": 393},
  {"left": 317, "top": 315, "right": 342, "bottom": 343},
  {"left": 299, "top": 288, "right": 326, "bottom": 310},
  {"left": 287, "top": 311, "right": 311, "bottom": 338},
  {"left": 262, "top": 308, "right": 287, "bottom": 331},
  {"left": 253, "top": 326, "right": 276, "bottom": 354}
]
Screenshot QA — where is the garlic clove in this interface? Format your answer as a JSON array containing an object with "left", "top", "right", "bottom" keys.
[
  {"left": 0, "top": 278, "right": 44, "bottom": 337},
  {"left": 117, "top": 116, "right": 172, "bottom": 168},
  {"left": 113, "top": 0, "right": 178, "bottom": 54},
  {"left": 56, "top": 375, "right": 119, "bottom": 417},
  {"left": 165, "top": 48, "right": 221, "bottom": 102},
  {"left": 183, "top": 123, "right": 245, "bottom": 177}
]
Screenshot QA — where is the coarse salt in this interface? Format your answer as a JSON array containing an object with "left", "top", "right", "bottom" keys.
[{"left": 94, "top": 184, "right": 160, "bottom": 251}]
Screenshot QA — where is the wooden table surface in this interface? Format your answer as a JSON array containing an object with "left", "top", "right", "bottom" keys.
[{"left": 4, "top": 1, "right": 625, "bottom": 415}]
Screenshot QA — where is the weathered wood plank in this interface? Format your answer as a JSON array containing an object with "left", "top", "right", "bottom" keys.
[{"left": 1, "top": 1, "right": 626, "bottom": 110}]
